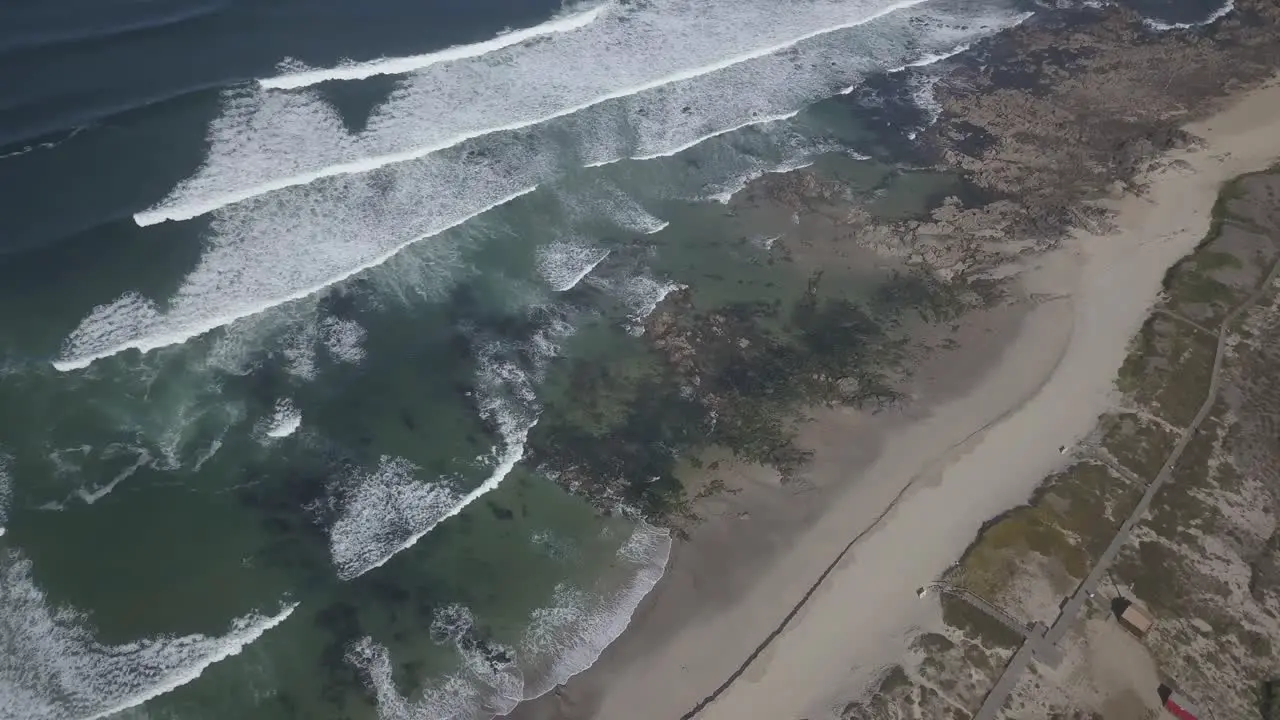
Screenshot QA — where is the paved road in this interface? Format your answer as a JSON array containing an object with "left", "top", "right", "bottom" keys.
[
  {"left": 974, "top": 632, "right": 1038, "bottom": 719},
  {"left": 972, "top": 256, "right": 1280, "bottom": 720}
]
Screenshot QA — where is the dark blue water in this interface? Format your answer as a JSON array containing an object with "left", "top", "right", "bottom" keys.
[
  {"left": 0, "top": 0, "right": 562, "bottom": 143},
  {"left": 0, "top": 0, "right": 1230, "bottom": 253},
  {"left": 0, "top": 0, "right": 563, "bottom": 252}
]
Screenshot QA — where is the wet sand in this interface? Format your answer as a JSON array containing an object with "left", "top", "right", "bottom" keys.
[{"left": 509, "top": 78, "right": 1280, "bottom": 720}]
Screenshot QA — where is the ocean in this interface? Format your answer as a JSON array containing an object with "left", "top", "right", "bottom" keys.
[{"left": 0, "top": 0, "right": 1233, "bottom": 718}]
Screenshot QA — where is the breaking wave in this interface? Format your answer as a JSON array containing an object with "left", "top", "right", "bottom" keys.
[
  {"left": 537, "top": 242, "right": 610, "bottom": 292},
  {"left": 0, "top": 551, "right": 295, "bottom": 720},
  {"left": 57, "top": 0, "right": 1026, "bottom": 372},
  {"left": 1143, "top": 0, "right": 1234, "bottom": 30},
  {"left": 135, "top": 0, "right": 944, "bottom": 226},
  {"left": 0, "top": 453, "right": 9, "bottom": 538},
  {"left": 261, "top": 399, "right": 302, "bottom": 439},
  {"left": 259, "top": 4, "right": 609, "bottom": 90},
  {"left": 327, "top": 315, "right": 572, "bottom": 581},
  {"left": 56, "top": 181, "right": 538, "bottom": 371},
  {"left": 74, "top": 446, "right": 150, "bottom": 505},
  {"left": 345, "top": 522, "right": 671, "bottom": 719},
  {"left": 321, "top": 317, "right": 368, "bottom": 365},
  {"left": 518, "top": 523, "right": 671, "bottom": 700}
]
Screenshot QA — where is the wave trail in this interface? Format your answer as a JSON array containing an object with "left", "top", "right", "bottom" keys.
[
  {"left": 133, "top": 0, "right": 934, "bottom": 227},
  {"left": 518, "top": 523, "right": 672, "bottom": 702},
  {"left": 69, "top": 0, "right": 1030, "bottom": 370},
  {"left": 327, "top": 442, "right": 530, "bottom": 581},
  {"left": 538, "top": 243, "right": 611, "bottom": 292},
  {"left": 0, "top": 551, "right": 295, "bottom": 720},
  {"left": 0, "top": 1, "right": 226, "bottom": 57},
  {"left": 262, "top": 399, "right": 302, "bottom": 439},
  {"left": 0, "top": 453, "right": 10, "bottom": 538},
  {"left": 56, "top": 185, "right": 536, "bottom": 371},
  {"left": 344, "top": 522, "right": 672, "bottom": 719},
  {"left": 259, "top": 5, "right": 609, "bottom": 90},
  {"left": 327, "top": 317, "right": 570, "bottom": 580},
  {"left": 1143, "top": 0, "right": 1234, "bottom": 30},
  {"left": 585, "top": 110, "right": 801, "bottom": 169}
]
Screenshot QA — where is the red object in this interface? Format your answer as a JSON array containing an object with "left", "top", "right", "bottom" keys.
[{"left": 1165, "top": 695, "right": 1200, "bottom": 720}]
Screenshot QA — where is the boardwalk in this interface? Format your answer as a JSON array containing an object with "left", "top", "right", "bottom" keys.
[
  {"left": 920, "top": 583, "right": 1035, "bottom": 640},
  {"left": 971, "top": 256, "right": 1280, "bottom": 720}
]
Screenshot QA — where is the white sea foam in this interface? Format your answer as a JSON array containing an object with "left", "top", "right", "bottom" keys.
[
  {"left": 598, "top": 192, "right": 669, "bottom": 235},
  {"left": 75, "top": 448, "right": 150, "bottom": 505},
  {"left": 518, "top": 523, "right": 671, "bottom": 701},
  {"left": 530, "top": 530, "right": 579, "bottom": 563},
  {"left": 134, "top": 0, "right": 1026, "bottom": 227},
  {"left": 322, "top": 317, "right": 368, "bottom": 365},
  {"left": 259, "top": 5, "right": 610, "bottom": 90},
  {"left": 327, "top": 317, "right": 571, "bottom": 580},
  {"left": 887, "top": 39, "right": 975, "bottom": 74},
  {"left": 585, "top": 109, "right": 801, "bottom": 169},
  {"left": 0, "top": 551, "right": 295, "bottom": 720},
  {"left": 347, "top": 603, "right": 524, "bottom": 718},
  {"left": 429, "top": 604, "right": 477, "bottom": 645},
  {"left": 65, "top": 0, "right": 1026, "bottom": 370},
  {"left": 553, "top": 181, "right": 668, "bottom": 237},
  {"left": 836, "top": 36, "right": 977, "bottom": 131},
  {"left": 878, "top": 15, "right": 1032, "bottom": 129},
  {"left": 200, "top": 300, "right": 369, "bottom": 380},
  {"left": 263, "top": 399, "right": 302, "bottom": 439},
  {"left": 0, "top": 126, "right": 89, "bottom": 163},
  {"left": 754, "top": 234, "right": 781, "bottom": 250},
  {"left": 328, "top": 456, "right": 466, "bottom": 580},
  {"left": 707, "top": 157, "right": 817, "bottom": 205},
  {"left": 191, "top": 438, "right": 223, "bottom": 472},
  {"left": 345, "top": 522, "right": 671, "bottom": 719},
  {"left": 537, "top": 242, "right": 611, "bottom": 292},
  {"left": 281, "top": 322, "right": 320, "bottom": 380},
  {"left": 0, "top": 453, "right": 10, "bottom": 538},
  {"left": 1144, "top": 0, "right": 1234, "bottom": 30},
  {"left": 57, "top": 182, "right": 538, "bottom": 371},
  {"left": 587, "top": 273, "right": 685, "bottom": 334}
]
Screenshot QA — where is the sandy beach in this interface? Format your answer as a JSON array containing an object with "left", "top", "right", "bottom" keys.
[{"left": 510, "top": 77, "right": 1280, "bottom": 720}]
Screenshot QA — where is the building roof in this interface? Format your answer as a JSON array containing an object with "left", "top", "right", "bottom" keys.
[
  {"left": 1166, "top": 693, "right": 1200, "bottom": 720},
  {"left": 1120, "top": 605, "right": 1153, "bottom": 632}
]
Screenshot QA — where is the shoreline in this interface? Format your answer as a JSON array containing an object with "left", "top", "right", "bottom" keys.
[{"left": 509, "top": 74, "right": 1280, "bottom": 720}]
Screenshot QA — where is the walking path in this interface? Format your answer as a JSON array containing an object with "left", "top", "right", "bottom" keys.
[
  {"left": 921, "top": 583, "right": 1037, "bottom": 640},
  {"left": 972, "top": 256, "right": 1280, "bottom": 720}
]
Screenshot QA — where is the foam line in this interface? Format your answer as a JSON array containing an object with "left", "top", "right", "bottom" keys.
[
  {"left": 75, "top": 450, "right": 150, "bottom": 505},
  {"left": 887, "top": 41, "right": 971, "bottom": 73},
  {"left": 0, "top": 552, "right": 298, "bottom": 720},
  {"left": 1143, "top": 0, "right": 1233, "bottom": 30},
  {"left": 263, "top": 399, "right": 302, "bottom": 439},
  {"left": 56, "top": 186, "right": 537, "bottom": 371},
  {"left": 519, "top": 523, "right": 672, "bottom": 704},
  {"left": 0, "top": 453, "right": 10, "bottom": 538},
  {"left": 338, "top": 431, "right": 531, "bottom": 581},
  {"left": 558, "top": 252, "right": 607, "bottom": 292},
  {"left": 584, "top": 109, "right": 800, "bottom": 168},
  {"left": 259, "top": 5, "right": 609, "bottom": 90},
  {"left": 133, "top": 0, "right": 931, "bottom": 226},
  {"left": 539, "top": 244, "right": 611, "bottom": 292},
  {"left": 345, "top": 523, "right": 671, "bottom": 718},
  {"left": 79, "top": 604, "right": 299, "bottom": 720},
  {"left": 0, "top": 2, "right": 224, "bottom": 56}
]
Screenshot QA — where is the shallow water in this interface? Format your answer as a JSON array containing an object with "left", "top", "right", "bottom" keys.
[{"left": 0, "top": 0, "right": 1223, "bottom": 717}]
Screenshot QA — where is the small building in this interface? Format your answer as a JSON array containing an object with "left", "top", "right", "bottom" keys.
[
  {"left": 1164, "top": 690, "right": 1201, "bottom": 720},
  {"left": 1120, "top": 604, "right": 1154, "bottom": 637}
]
